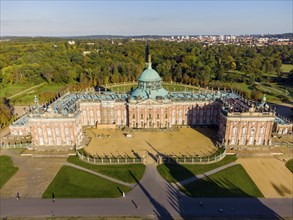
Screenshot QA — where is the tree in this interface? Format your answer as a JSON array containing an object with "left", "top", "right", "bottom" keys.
[
  {"left": 251, "top": 89, "right": 262, "bottom": 101},
  {"left": 0, "top": 98, "right": 13, "bottom": 127}
]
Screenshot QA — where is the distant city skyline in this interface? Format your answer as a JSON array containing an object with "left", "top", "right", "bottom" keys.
[{"left": 1, "top": 0, "right": 292, "bottom": 36}]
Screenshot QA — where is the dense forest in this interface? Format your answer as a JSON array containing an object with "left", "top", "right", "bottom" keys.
[
  {"left": 1, "top": 38, "right": 292, "bottom": 87},
  {"left": 0, "top": 38, "right": 292, "bottom": 127}
]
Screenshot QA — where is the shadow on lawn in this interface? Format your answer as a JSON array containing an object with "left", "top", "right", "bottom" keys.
[{"left": 159, "top": 155, "right": 284, "bottom": 219}]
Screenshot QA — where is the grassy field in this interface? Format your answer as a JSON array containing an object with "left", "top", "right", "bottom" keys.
[
  {"left": 285, "top": 159, "right": 293, "bottom": 173},
  {"left": 10, "top": 83, "right": 65, "bottom": 105},
  {"left": 181, "top": 164, "right": 264, "bottom": 198},
  {"left": 42, "top": 166, "right": 131, "bottom": 198},
  {"left": 107, "top": 82, "right": 199, "bottom": 93},
  {"left": 162, "top": 83, "right": 199, "bottom": 92},
  {"left": 67, "top": 156, "right": 145, "bottom": 183},
  {"left": 157, "top": 155, "right": 237, "bottom": 183},
  {"left": 281, "top": 64, "right": 293, "bottom": 73},
  {"left": 108, "top": 83, "right": 136, "bottom": 93},
  {"left": 0, "top": 155, "right": 19, "bottom": 188},
  {"left": 0, "top": 82, "right": 66, "bottom": 105},
  {"left": 0, "top": 84, "right": 28, "bottom": 97}
]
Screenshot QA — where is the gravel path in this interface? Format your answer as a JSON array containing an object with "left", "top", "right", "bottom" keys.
[{"left": 175, "top": 162, "right": 237, "bottom": 187}]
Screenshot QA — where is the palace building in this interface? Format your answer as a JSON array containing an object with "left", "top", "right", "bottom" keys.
[{"left": 9, "top": 45, "right": 292, "bottom": 149}]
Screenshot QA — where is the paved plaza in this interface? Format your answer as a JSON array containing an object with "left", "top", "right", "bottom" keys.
[{"left": 0, "top": 149, "right": 66, "bottom": 198}]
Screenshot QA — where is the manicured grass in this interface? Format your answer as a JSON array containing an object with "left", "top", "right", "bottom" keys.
[
  {"left": 162, "top": 83, "right": 198, "bottom": 92},
  {"left": 67, "top": 156, "right": 145, "bottom": 183},
  {"left": 285, "top": 159, "right": 293, "bottom": 173},
  {"left": 108, "top": 82, "right": 199, "bottom": 93},
  {"left": 0, "top": 155, "right": 18, "bottom": 188},
  {"left": 42, "top": 166, "right": 131, "bottom": 198},
  {"left": 157, "top": 155, "right": 237, "bottom": 183},
  {"left": 181, "top": 164, "right": 263, "bottom": 198},
  {"left": 10, "top": 83, "right": 66, "bottom": 105},
  {"left": 0, "top": 84, "right": 29, "bottom": 98},
  {"left": 230, "top": 83, "right": 253, "bottom": 93},
  {"left": 108, "top": 83, "right": 136, "bottom": 93},
  {"left": 281, "top": 64, "right": 293, "bottom": 73}
]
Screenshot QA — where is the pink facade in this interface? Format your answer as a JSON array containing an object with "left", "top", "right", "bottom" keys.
[
  {"left": 128, "top": 99, "right": 219, "bottom": 128},
  {"left": 218, "top": 111, "right": 275, "bottom": 146},
  {"left": 29, "top": 117, "right": 82, "bottom": 148},
  {"left": 80, "top": 101, "right": 127, "bottom": 127}
]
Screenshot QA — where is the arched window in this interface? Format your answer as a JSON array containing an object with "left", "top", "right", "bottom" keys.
[
  {"left": 47, "top": 128, "right": 52, "bottom": 137},
  {"left": 38, "top": 128, "right": 43, "bottom": 136},
  {"left": 242, "top": 127, "right": 247, "bottom": 135},
  {"left": 55, "top": 128, "right": 60, "bottom": 136},
  {"left": 233, "top": 127, "right": 237, "bottom": 136},
  {"left": 65, "top": 128, "right": 70, "bottom": 137},
  {"left": 251, "top": 127, "right": 255, "bottom": 135}
]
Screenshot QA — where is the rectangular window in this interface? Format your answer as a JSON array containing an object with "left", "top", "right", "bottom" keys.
[{"left": 157, "top": 113, "right": 159, "bottom": 119}]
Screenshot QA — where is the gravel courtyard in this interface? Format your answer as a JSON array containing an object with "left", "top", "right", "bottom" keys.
[{"left": 84, "top": 127, "right": 219, "bottom": 161}]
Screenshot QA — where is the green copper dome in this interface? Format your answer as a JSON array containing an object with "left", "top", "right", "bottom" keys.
[
  {"left": 131, "top": 62, "right": 168, "bottom": 100},
  {"left": 138, "top": 64, "right": 162, "bottom": 82}
]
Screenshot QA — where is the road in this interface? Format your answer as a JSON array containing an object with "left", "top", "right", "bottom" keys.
[{"left": 1, "top": 164, "right": 292, "bottom": 219}]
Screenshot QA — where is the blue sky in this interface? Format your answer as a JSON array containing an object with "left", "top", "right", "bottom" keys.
[{"left": 1, "top": 0, "right": 292, "bottom": 36}]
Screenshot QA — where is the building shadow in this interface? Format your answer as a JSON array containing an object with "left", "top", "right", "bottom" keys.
[
  {"left": 128, "top": 170, "right": 173, "bottom": 219},
  {"left": 158, "top": 155, "right": 284, "bottom": 219},
  {"left": 268, "top": 102, "right": 293, "bottom": 119},
  {"left": 94, "top": 85, "right": 111, "bottom": 92}
]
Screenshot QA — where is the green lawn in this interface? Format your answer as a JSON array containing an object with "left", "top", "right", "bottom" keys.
[
  {"left": 10, "top": 83, "right": 65, "bottom": 105},
  {"left": 67, "top": 156, "right": 145, "bottom": 183},
  {"left": 0, "top": 82, "right": 67, "bottom": 105},
  {"left": 281, "top": 64, "right": 293, "bottom": 73},
  {"left": 285, "top": 159, "right": 293, "bottom": 173},
  {"left": 157, "top": 155, "right": 237, "bottom": 183},
  {"left": 109, "top": 84, "right": 136, "bottom": 93},
  {"left": 0, "top": 84, "right": 29, "bottom": 98},
  {"left": 0, "top": 155, "right": 19, "bottom": 188},
  {"left": 181, "top": 164, "right": 263, "bottom": 198},
  {"left": 107, "top": 82, "right": 199, "bottom": 93},
  {"left": 162, "top": 83, "right": 199, "bottom": 92},
  {"left": 42, "top": 166, "right": 131, "bottom": 198}
]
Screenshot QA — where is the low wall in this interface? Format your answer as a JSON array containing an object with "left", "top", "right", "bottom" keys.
[{"left": 96, "top": 124, "right": 117, "bottom": 129}]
